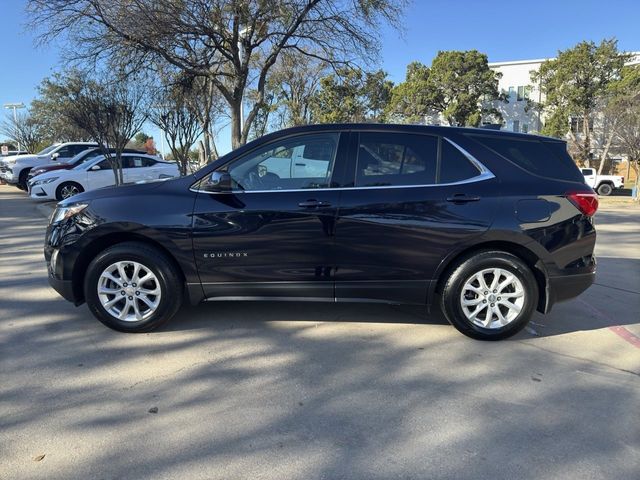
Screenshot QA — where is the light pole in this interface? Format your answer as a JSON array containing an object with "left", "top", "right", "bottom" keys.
[{"left": 3, "top": 102, "right": 26, "bottom": 151}]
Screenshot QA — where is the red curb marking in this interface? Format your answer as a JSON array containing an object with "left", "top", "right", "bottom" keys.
[{"left": 608, "top": 326, "right": 640, "bottom": 349}]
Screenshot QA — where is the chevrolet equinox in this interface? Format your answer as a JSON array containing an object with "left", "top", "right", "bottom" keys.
[{"left": 45, "top": 124, "right": 598, "bottom": 340}]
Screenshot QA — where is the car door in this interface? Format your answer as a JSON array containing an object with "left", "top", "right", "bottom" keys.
[
  {"left": 581, "top": 168, "right": 596, "bottom": 187},
  {"left": 191, "top": 131, "right": 348, "bottom": 300},
  {"left": 86, "top": 158, "right": 117, "bottom": 190},
  {"left": 333, "top": 130, "right": 500, "bottom": 305},
  {"left": 122, "top": 156, "right": 148, "bottom": 183}
]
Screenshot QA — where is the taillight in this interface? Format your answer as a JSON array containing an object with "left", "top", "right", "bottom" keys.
[{"left": 566, "top": 191, "right": 598, "bottom": 216}]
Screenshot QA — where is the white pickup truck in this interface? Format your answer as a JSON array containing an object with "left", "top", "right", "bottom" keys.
[{"left": 581, "top": 168, "right": 625, "bottom": 196}]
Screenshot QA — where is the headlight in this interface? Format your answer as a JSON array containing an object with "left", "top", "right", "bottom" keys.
[
  {"left": 33, "top": 177, "right": 58, "bottom": 186},
  {"left": 50, "top": 203, "right": 89, "bottom": 224}
]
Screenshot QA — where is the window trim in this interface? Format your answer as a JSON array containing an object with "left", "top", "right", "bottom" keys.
[{"left": 191, "top": 136, "right": 494, "bottom": 194}]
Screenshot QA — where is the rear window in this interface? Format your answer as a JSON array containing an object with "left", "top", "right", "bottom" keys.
[
  {"left": 439, "top": 140, "right": 481, "bottom": 183},
  {"left": 467, "top": 135, "right": 583, "bottom": 182}
]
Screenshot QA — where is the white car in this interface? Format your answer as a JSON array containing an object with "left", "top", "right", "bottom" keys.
[
  {"left": 0, "top": 142, "right": 98, "bottom": 189},
  {"left": 581, "top": 168, "right": 625, "bottom": 196},
  {"left": 29, "top": 153, "right": 179, "bottom": 201}
]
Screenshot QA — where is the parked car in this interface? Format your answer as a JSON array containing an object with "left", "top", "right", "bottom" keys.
[
  {"left": 29, "top": 153, "right": 178, "bottom": 201},
  {"left": 44, "top": 124, "right": 598, "bottom": 340},
  {"left": 0, "top": 142, "right": 98, "bottom": 190},
  {"left": 581, "top": 168, "right": 624, "bottom": 196},
  {"left": 27, "top": 147, "right": 146, "bottom": 184},
  {"left": 1, "top": 149, "right": 29, "bottom": 157}
]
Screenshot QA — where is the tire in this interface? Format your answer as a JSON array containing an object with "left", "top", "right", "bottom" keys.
[
  {"left": 56, "top": 181, "right": 84, "bottom": 200},
  {"left": 596, "top": 183, "right": 613, "bottom": 196},
  {"left": 17, "top": 169, "right": 31, "bottom": 190},
  {"left": 440, "top": 250, "right": 538, "bottom": 341},
  {"left": 84, "top": 242, "right": 184, "bottom": 333}
]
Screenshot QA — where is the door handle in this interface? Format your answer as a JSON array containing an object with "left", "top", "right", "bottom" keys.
[
  {"left": 446, "top": 194, "right": 481, "bottom": 203},
  {"left": 298, "top": 199, "right": 332, "bottom": 208}
]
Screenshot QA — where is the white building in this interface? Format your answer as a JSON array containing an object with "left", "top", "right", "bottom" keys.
[
  {"left": 488, "top": 52, "right": 640, "bottom": 135},
  {"left": 488, "top": 58, "right": 547, "bottom": 134}
]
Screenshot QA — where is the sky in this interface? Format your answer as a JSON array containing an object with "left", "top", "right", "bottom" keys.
[{"left": 1, "top": 0, "right": 639, "bottom": 154}]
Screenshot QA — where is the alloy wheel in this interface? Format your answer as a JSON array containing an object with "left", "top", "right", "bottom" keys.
[
  {"left": 460, "top": 268, "right": 525, "bottom": 329},
  {"left": 97, "top": 261, "right": 162, "bottom": 322}
]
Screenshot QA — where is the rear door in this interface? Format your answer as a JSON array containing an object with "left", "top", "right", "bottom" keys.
[
  {"left": 333, "top": 130, "right": 500, "bottom": 304},
  {"left": 122, "top": 156, "right": 150, "bottom": 183}
]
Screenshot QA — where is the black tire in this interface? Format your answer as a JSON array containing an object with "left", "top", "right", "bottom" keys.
[
  {"left": 596, "top": 183, "right": 613, "bottom": 196},
  {"left": 440, "top": 250, "right": 538, "bottom": 341},
  {"left": 56, "top": 181, "right": 84, "bottom": 200},
  {"left": 84, "top": 242, "right": 183, "bottom": 333},
  {"left": 17, "top": 169, "right": 31, "bottom": 190}
]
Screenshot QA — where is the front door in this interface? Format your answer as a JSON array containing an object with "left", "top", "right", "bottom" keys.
[
  {"left": 334, "top": 130, "right": 500, "bottom": 304},
  {"left": 191, "top": 131, "right": 348, "bottom": 300},
  {"left": 86, "top": 158, "right": 117, "bottom": 190}
]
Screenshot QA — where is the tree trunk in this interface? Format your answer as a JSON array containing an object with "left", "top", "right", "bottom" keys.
[
  {"left": 597, "top": 121, "right": 617, "bottom": 176},
  {"left": 582, "top": 110, "right": 591, "bottom": 167},
  {"left": 230, "top": 99, "right": 242, "bottom": 150}
]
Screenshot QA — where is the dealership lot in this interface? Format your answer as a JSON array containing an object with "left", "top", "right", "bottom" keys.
[{"left": 1, "top": 185, "right": 638, "bottom": 479}]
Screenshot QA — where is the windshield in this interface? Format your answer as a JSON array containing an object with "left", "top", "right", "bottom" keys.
[
  {"left": 73, "top": 155, "right": 104, "bottom": 170},
  {"left": 69, "top": 149, "right": 101, "bottom": 165},
  {"left": 37, "top": 145, "right": 59, "bottom": 156}
]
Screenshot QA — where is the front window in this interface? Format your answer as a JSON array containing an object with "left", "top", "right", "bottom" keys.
[{"left": 213, "top": 133, "right": 339, "bottom": 191}]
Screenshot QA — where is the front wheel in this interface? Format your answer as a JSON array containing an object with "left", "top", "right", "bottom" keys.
[
  {"left": 440, "top": 251, "right": 538, "bottom": 340},
  {"left": 84, "top": 242, "right": 183, "bottom": 332},
  {"left": 56, "top": 181, "right": 84, "bottom": 200},
  {"left": 596, "top": 183, "right": 613, "bottom": 196}
]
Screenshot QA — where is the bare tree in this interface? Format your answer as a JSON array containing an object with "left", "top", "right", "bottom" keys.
[
  {"left": 28, "top": 0, "right": 406, "bottom": 148},
  {"left": 0, "top": 112, "right": 44, "bottom": 153},
  {"left": 149, "top": 87, "right": 203, "bottom": 176},
  {"left": 51, "top": 70, "right": 149, "bottom": 185}
]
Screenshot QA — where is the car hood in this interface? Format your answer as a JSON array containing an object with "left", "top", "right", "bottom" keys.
[
  {"left": 10, "top": 154, "right": 42, "bottom": 164},
  {"left": 59, "top": 180, "right": 169, "bottom": 206}
]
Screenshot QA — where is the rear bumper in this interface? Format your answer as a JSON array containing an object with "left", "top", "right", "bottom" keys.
[{"left": 547, "top": 271, "right": 595, "bottom": 308}]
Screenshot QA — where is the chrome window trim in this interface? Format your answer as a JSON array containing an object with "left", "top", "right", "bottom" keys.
[{"left": 191, "top": 136, "right": 495, "bottom": 195}]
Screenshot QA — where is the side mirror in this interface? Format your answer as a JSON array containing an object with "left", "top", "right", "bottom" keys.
[
  {"left": 90, "top": 165, "right": 101, "bottom": 171},
  {"left": 205, "top": 172, "right": 233, "bottom": 192},
  {"left": 51, "top": 153, "right": 60, "bottom": 161}
]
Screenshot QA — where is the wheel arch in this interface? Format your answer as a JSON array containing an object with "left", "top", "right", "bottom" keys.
[
  {"left": 70, "top": 231, "right": 187, "bottom": 305},
  {"left": 430, "top": 240, "right": 549, "bottom": 314}
]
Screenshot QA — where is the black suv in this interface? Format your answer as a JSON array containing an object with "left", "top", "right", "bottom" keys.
[{"left": 45, "top": 124, "right": 598, "bottom": 340}]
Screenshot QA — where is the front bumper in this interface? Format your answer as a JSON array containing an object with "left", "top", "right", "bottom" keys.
[
  {"left": 0, "top": 170, "right": 18, "bottom": 183},
  {"left": 48, "top": 273, "right": 78, "bottom": 304}
]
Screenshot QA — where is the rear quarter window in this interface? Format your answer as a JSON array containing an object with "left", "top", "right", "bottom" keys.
[{"left": 466, "top": 134, "right": 584, "bottom": 183}]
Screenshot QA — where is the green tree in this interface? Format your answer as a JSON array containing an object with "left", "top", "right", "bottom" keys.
[
  {"left": 386, "top": 62, "right": 431, "bottom": 123},
  {"left": 31, "top": 74, "right": 94, "bottom": 142},
  {"left": 133, "top": 132, "right": 151, "bottom": 149},
  {"left": 386, "top": 52, "right": 502, "bottom": 126},
  {"left": 311, "top": 68, "right": 393, "bottom": 123},
  {"left": 532, "top": 39, "right": 629, "bottom": 166},
  {"left": 426, "top": 50, "right": 502, "bottom": 126}
]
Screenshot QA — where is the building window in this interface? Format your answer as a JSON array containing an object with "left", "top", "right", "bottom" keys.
[
  {"left": 516, "top": 86, "right": 532, "bottom": 102},
  {"left": 512, "top": 120, "right": 520, "bottom": 133},
  {"left": 522, "top": 123, "right": 529, "bottom": 134},
  {"left": 570, "top": 117, "right": 594, "bottom": 134},
  {"left": 508, "top": 86, "right": 516, "bottom": 102}
]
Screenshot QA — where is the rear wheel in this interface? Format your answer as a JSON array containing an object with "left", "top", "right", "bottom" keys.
[
  {"left": 596, "top": 183, "right": 613, "bottom": 196},
  {"left": 440, "top": 251, "right": 538, "bottom": 340},
  {"left": 84, "top": 242, "right": 183, "bottom": 332},
  {"left": 56, "top": 182, "right": 84, "bottom": 200}
]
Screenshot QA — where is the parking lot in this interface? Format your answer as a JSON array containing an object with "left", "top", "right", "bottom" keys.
[{"left": 1, "top": 184, "right": 638, "bottom": 479}]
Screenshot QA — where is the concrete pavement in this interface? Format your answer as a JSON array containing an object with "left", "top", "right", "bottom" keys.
[{"left": 1, "top": 185, "right": 638, "bottom": 480}]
